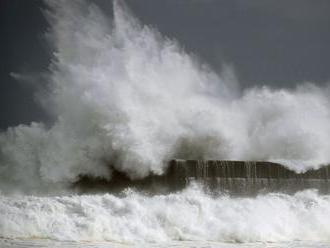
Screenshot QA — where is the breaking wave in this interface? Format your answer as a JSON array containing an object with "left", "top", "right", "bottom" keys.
[
  {"left": 1, "top": 186, "right": 330, "bottom": 243},
  {"left": 0, "top": 0, "right": 330, "bottom": 193}
]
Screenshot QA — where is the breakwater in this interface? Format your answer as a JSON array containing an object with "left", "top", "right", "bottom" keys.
[{"left": 74, "top": 160, "right": 330, "bottom": 194}]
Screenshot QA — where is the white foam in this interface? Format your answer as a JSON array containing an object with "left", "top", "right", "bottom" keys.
[{"left": 1, "top": 186, "right": 330, "bottom": 243}]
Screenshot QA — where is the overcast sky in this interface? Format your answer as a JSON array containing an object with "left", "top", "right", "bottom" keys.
[{"left": 1, "top": 0, "right": 330, "bottom": 129}]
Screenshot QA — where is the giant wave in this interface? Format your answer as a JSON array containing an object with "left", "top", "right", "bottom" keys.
[{"left": 0, "top": 0, "right": 330, "bottom": 195}]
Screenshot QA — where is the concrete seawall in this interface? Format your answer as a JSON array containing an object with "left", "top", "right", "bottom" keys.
[
  {"left": 165, "top": 160, "right": 330, "bottom": 194},
  {"left": 74, "top": 160, "right": 330, "bottom": 194},
  {"left": 167, "top": 160, "right": 330, "bottom": 180}
]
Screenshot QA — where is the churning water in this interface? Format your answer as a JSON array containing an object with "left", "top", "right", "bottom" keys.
[{"left": 1, "top": 0, "right": 330, "bottom": 247}]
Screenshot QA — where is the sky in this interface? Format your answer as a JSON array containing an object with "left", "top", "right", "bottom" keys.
[{"left": 1, "top": 0, "right": 330, "bottom": 129}]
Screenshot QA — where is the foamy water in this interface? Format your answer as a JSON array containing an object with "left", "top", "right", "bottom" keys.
[
  {"left": 1, "top": 186, "right": 330, "bottom": 243},
  {"left": 1, "top": 0, "right": 330, "bottom": 246},
  {"left": 1, "top": 239, "right": 330, "bottom": 248}
]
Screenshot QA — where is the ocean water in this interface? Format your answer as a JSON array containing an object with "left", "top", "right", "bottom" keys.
[
  {"left": 1, "top": 239, "right": 330, "bottom": 248},
  {"left": 1, "top": 1, "right": 330, "bottom": 247},
  {"left": 1, "top": 186, "right": 330, "bottom": 246}
]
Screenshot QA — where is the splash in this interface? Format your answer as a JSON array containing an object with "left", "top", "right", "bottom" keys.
[
  {"left": 1, "top": 0, "right": 330, "bottom": 193},
  {"left": 1, "top": 186, "right": 330, "bottom": 242}
]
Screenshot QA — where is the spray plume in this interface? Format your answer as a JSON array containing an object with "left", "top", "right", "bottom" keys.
[{"left": 1, "top": 0, "right": 330, "bottom": 194}]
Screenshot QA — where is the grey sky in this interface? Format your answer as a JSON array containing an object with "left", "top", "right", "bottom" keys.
[{"left": 1, "top": 0, "right": 329, "bottom": 129}]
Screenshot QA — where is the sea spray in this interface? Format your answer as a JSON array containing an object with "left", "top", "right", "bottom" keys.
[
  {"left": 1, "top": 185, "right": 330, "bottom": 242},
  {"left": 1, "top": 0, "right": 330, "bottom": 193}
]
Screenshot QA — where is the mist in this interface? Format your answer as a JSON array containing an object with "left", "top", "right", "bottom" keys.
[{"left": 0, "top": 0, "right": 330, "bottom": 194}]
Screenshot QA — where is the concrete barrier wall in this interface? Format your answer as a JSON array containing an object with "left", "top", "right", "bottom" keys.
[
  {"left": 74, "top": 160, "right": 330, "bottom": 194},
  {"left": 167, "top": 160, "right": 330, "bottom": 180},
  {"left": 164, "top": 160, "right": 330, "bottom": 194}
]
